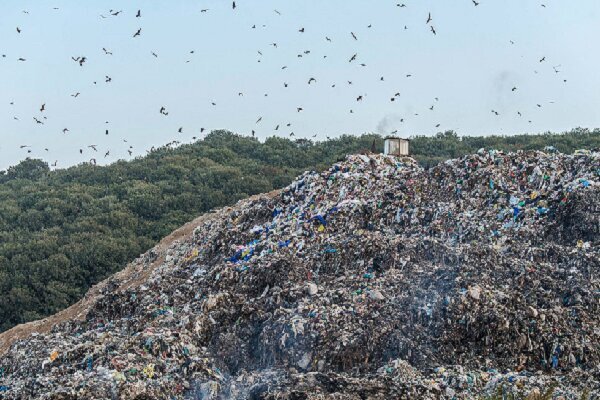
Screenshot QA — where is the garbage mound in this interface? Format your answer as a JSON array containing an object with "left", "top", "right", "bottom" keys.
[{"left": 0, "top": 150, "right": 598, "bottom": 399}]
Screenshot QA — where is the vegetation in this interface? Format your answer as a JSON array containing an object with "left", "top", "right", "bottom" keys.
[{"left": 0, "top": 128, "right": 598, "bottom": 332}]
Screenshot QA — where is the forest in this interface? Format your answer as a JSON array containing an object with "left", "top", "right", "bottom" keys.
[{"left": 0, "top": 128, "right": 598, "bottom": 332}]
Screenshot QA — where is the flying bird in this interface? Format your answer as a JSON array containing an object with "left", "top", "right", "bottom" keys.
[
  {"left": 136, "top": 9, "right": 141, "bottom": 17},
  {"left": 351, "top": 32, "right": 357, "bottom": 40},
  {"left": 133, "top": 28, "right": 141, "bottom": 37},
  {"left": 72, "top": 56, "right": 86, "bottom": 66},
  {"left": 430, "top": 26, "right": 436, "bottom": 35},
  {"left": 426, "top": 13, "right": 432, "bottom": 24},
  {"left": 232, "top": 1, "right": 236, "bottom": 10}
]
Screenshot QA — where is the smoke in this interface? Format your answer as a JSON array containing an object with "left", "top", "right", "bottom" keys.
[
  {"left": 492, "top": 70, "right": 518, "bottom": 113},
  {"left": 376, "top": 114, "right": 404, "bottom": 134}
]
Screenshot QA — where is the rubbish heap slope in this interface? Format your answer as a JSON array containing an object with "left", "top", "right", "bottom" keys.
[{"left": 0, "top": 150, "right": 598, "bottom": 399}]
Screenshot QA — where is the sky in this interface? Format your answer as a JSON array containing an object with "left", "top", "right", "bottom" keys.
[{"left": 1, "top": 0, "right": 599, "bottom": 170}]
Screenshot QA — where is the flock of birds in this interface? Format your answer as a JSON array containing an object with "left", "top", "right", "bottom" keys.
[{"left": 3, "top": 1, "right": 567, "bottom": 168}]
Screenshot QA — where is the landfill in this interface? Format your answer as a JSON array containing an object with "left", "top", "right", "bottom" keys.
[{"left": 0, "top": 149, "right": 598, "bottom": 399}]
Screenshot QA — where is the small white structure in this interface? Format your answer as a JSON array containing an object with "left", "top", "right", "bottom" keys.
[{"left": 383, "top": 136, "right": 409, "bottom": 156}]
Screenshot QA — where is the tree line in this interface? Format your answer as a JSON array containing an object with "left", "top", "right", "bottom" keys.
[{"left": 0, "top": 128, "right": 597, "bottom": 332}]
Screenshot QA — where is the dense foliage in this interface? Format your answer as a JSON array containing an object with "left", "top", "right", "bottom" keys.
[{"left": 0, "top": 128, "right": 598, "bottom": 332}]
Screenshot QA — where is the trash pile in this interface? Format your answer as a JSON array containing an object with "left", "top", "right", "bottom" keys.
[{"left": 0, "top": 150, "right": 598, "bottom": 399}]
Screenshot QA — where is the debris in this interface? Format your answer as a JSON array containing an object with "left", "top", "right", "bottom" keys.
[{"left": 0, "top": 150, "right": 598, "bottom": 399}]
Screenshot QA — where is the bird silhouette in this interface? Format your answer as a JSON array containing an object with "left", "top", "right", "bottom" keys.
[
  {"left": 232, "top": 1, "right": 236, "bottom": 10},
  {"left": 426, "top": 13, "right": 432, "bottom": 24},
  {"left": 136, "top": 9, "right": 141, "bottom": 17},
  {"left": 16, "top": 27, "right": 21, "bottom": 34},
  {"left": 430, "top": 26, "right": 437, "bottom": 35},
  {"left": 40, "top": 103, "right": 45, "bottom": 112},
  {"left": 472, "top": 0, "right": 479, "bottom": 5},
  {"left": 133, "top": 28, "right": 141, "bottom": 37},
  {"left": 72, "top": 56, "right": 86, "bottom": 66},
  {"left": 351, "top": 32, "right": 358, "bottom": 40}
]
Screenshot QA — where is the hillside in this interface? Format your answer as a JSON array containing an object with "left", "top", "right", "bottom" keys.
[
  {"left": 0, "top": 150, "right": 597, "bottom": 399},
  {"left": 0, "top": 128, "right": 598, "bottom": 334}
]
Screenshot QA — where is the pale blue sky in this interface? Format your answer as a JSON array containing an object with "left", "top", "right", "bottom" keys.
[{"left": 1, "top": 1, "right": 599, "bottom": 170}]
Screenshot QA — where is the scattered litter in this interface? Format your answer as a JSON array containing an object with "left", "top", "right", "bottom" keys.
[{"left": 0, "top": 150, "right": 598, "bottom": 399}]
